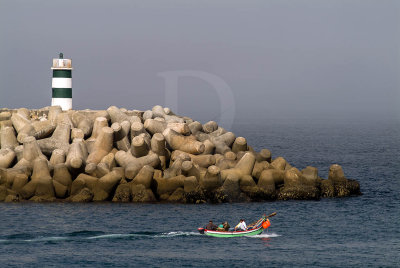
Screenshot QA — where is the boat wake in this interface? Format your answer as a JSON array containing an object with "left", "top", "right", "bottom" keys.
[
  {"left": 0, "top": 231, "right": 202, "bottom": 244},
  {"left": 245, "top": 232, "right": 281, "bottom": 238},
  {"left": 0, "top": 230, "right": 279, "bottom": 244}
]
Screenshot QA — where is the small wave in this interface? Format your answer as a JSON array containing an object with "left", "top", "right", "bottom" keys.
[
  {"left": 156, "top": 231, "right": 201, "bottom": 238},
  {"left": 23, "top": 236, "right": 68, "bottom": 242},
  {"left": 0, "top": 230, "right": 201, "bottom": 243},
  {"left": 67, "top": 230, "right": 105, "bottom": 237},
  {"left": 86, "top": 233, "right": 138, "bottom": 240},
  {"left": 0, "top": 236, "right": 69, "bottom": 243},
  {"left": 245, "top": 232, "right": 280, "bottom": 238}
]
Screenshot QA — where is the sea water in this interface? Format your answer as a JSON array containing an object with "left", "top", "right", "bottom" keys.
[{"left": 0, "top": 119, "right": 399, "bottom": 267}]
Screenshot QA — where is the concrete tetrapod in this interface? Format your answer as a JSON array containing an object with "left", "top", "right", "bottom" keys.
[
  {"left": 278, "top": 168, "right": 320, "bottom": 200},
  {"left": 221, "top": 173, "right": 243, "bottom": 202},
  {"left": 257, "top": 169, "right": 281, "bottom": 195},
  {"left": 14, "top": 145, "right": 23, "bottom": 162},
  {"left": 150, "top": 133, "right": 169, "bottom": 169},
  {"left": 92, "top": 170, "right": 123, "bottom": 201},
  {"left": 71, "top": 188, "right": 94, "bottom": 202},
  {"left": 220, "top": 152, "right": 256, "bottom": 181},
  {"left": 52, "top": 163, "right": 72, "bottom": 198},
  {"left": 155, "top": 174, "right": 185, "bottom": 198},
  {"left": 55, "top": 113, "right": 74, "bottom": 129},
  {"left": 151, "top": 105, "right": 184, "bottom": 123},
  {"left": 321, "top": 164, "right": 361, "bottom": 198},
  {"left": 20, "top": 158, "right": 55, "bottom": 201},
  {"left": 257, "top": 149, "right": 272, "bottom": 163},
  {"left": 71, "top": 111, "right": 93, "bottom": 138},
  {"left": 181, "top": 161, "right": 201, "bottom": 180},
  {"left": 112, "top": 182, "right": 131, "bottom": 202},
  {"left": 232, "top": 137, "right": 248, "bottom": 154},
  {"left": 209, "top": 127, "right": 227, "bottom": 137},
  {"left": 93, "top": 152, "right": 117, "bottom": 178},
  {"left": 115, "top": 150, "right": 160, "bottom": 180},
  {"left": 0, "top": 168, "right": 26, "bottom": 189},
  {"left": 251, "top": 161, "right": 270, "bottom": 181},
  {"left": 184, "top": 175, "right": 199, "bottom": 193},
  {"left": 258, "top": 169, "right": 284, "bottom": 187},
  {"left": 188, "top": 121, "right": 202, "bottom": 135},
  {"left": 14, "top": 136, "right": 47, "bottom": 171},
  {"left": 71, "top": 128, "right": 84, "bottom": 140},
  {"left": 70, "top": 173, "right": 98, "bottom": 196},
  {"left": 66, "top": 139, "right": 87, "bottom": 172},
  {"left": 202, "top": 121, "right": 218, "bottom": 134},
  {"left": 131, "top": 165, "right": 154, "bottom": 189},
  {"left": 107, "top": 106, "right": 130, "bottom": 124},
  {"left": 130, "top": 184, "right": 157, "bottom": 202},
  {"left": 301, "top": 166, "right": 319, "bottom": 187},
  {"left": 131, "top": 135, "right": 150, "bottom": 158},
  {"left": 170, "top": 150, "right": 215, "bottom": 168},
  {"left": 209, "top": 132, "right": 236, "bottom": 154},
  {"left": 0, "top": 126, "right": 19, "bottom": 150},
  {"left": 163, "top": 128, "right": 204, "bottom": 155},
  {"left": 144, "top": 119, "right": 189, "bottom": 135},
  {"left": 37, "top": 123, "right": 71, "bottom": 155},
  {"left": 0, "top": 149, "right": 16, "bottom": 169},
  {"left": 200, "top": 139, "right": 215, "bottom": 155},
  {"left": 86, "top": 117, "right": 108, "bottom": 153},
  {"left": 271, "top": 157, "right": 287, "bottom": 170},
  {"left": 163, "top": 155, "right": 189, "bottom": 179},
  {"left": 0, "top": 111, "right": 11, "bottom": 122},
  {"left": 216, "top": 151, "right": 237, "bottom": 171},
  {"left": 0, "top": 120, "right": 13, "bottom": 133},
  {"left": 49, "top": 149, "right": 66, "bottom": 170},
  {"left": 85, "top": 127, "right": 113, "bottom": 173},
  {"left": 48, "top": 106, "right": 62, "bottom": 124},
  {"left": 200, "top": 165, "right": 222, "bottom": 191},
  {"left": 31, "top": 120, "right": 56, "bottom": 140},
  {"left": 10, "top": 110, "right": 30, "bottom": 135},
  {"left": 112, "top": 121, "right": 131, "bottom": 151},
  {"left": 130, "top": 122, "right": 148, "bottom": 140},
  {"left": 152, "top": 105, "right": 166, "bottom": 118},
  {"left": 11, "top": 173, "right": 29, "bottom": 194}
]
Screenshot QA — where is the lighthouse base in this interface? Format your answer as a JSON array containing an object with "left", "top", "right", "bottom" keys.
[{"left": 52, "top": 98, "right": 72, "bottom": 111}]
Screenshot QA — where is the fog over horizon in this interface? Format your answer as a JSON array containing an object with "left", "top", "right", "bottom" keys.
[{"left": 0, "top": 0, "right": 399, "bottom": 127}]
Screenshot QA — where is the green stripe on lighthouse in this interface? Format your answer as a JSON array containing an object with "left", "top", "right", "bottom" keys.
[
  {"left": 53, "top": 70, "right": 72, "bottom": 78},
  {"left": 52, "top": 88, "right": 72, "bottom": 98}
]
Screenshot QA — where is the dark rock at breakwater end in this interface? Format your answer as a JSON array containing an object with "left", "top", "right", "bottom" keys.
[{"left": 0, "top": 106, "right": 361, "bottom": 203}]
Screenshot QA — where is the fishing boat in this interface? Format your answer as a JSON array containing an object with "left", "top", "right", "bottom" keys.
[{"left": 198, "top": 212, "right": 276, "bottom": 238}]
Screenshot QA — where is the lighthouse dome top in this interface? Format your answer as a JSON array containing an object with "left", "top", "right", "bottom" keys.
[{"left": 51, "top": 53, "right": 72, "bottom": 70}]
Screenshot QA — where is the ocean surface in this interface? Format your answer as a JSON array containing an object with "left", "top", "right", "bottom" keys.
[{"left": 0, "top": 118, "right": 399, "bottom": 267}]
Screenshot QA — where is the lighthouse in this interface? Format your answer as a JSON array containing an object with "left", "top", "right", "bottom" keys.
[{"left": 51, "top": 53, "right": 73, "bottom": 110}]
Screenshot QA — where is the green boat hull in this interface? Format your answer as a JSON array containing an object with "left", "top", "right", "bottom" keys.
[{"left": 204, "top": 227, "right": 264, "bottom": 238}]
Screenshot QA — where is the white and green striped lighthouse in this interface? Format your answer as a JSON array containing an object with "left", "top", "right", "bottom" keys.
[{"left": 51, "top": 53, "right": 73, "bottom": 110}]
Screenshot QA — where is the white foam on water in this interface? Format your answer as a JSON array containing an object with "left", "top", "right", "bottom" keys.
[
  {"left": 245, "top": 232, "right": 281, "bottom": 238},
  {"left": 157, "top": 231, "right": 201, "bottom": 238},
  {"left": 86, "top": 233, "right": 137, "bottom": 240},
  {"left": 23, "top": 236, "right": 69, "bottom": 242},
  {"left": 0, "top": 231, "right": 203, "bottom": 243}
]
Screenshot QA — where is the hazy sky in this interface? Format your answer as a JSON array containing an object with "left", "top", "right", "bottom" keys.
[{"left": 0, "top": 0, "right": 399, "bottom": 125}]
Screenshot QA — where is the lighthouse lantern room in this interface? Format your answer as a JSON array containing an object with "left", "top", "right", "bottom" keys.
[{"left": 51, "top": 53, "right": 73, "bottom": 110}]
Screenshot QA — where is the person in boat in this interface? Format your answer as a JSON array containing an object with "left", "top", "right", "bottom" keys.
[
  {"left": 223, "top": 221, "right": 230, "bottom": 231},
  {"left": 205, "top": 220, "right": 217, "bottom": 230},
  {"left": 216, "top": 221, "right": 230, "bottom": 232},
  {"left": 216, "top": 223, "right": 225, "bottom": 231},
  {"left": 234, "top": 219, "right": 247, "bottom": 231}
]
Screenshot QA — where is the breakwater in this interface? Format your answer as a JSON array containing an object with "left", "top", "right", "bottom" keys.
[{"left": 0, "top": 106, "right": 360, "bottom": 203}]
